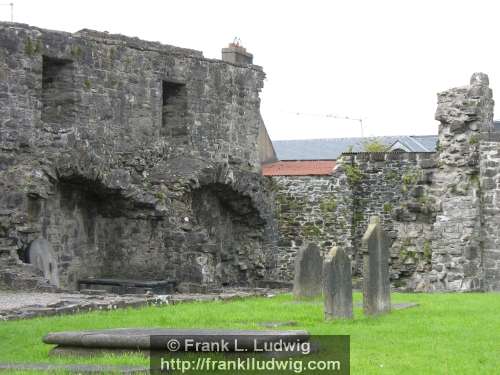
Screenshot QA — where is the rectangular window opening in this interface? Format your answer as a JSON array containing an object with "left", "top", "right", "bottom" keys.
[
  {"left": 41, "top": 56, "right": 75, "bottom": 127},
  {"left": 161, "top": 80, "right": 188, "bottom": 138}
]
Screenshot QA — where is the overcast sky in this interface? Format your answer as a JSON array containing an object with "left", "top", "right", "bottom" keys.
[{"left": 2, "top": 0, "right": 499, "bottom": 140}]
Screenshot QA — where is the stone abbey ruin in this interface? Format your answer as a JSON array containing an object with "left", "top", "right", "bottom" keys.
[
  {"left": 275, "top": 72, "right": 500, "bottom": 293},
  {"left": 1, "top": 22, "right": 499, "bottom": 294},
  {"left": 0, "top": 22, "right": 278, "bottom": 292}
]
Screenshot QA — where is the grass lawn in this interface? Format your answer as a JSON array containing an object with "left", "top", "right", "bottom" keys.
[{"left": 0, "top": 292, "right": 499, "bottom": 374}]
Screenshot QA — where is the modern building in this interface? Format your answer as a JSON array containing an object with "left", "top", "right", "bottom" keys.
[{"left": 263, "top": 135, "right": 438, "bottom": 176}]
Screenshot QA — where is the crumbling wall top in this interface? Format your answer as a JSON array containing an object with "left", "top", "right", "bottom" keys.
[{"left": 0, "top": 21, "right": 263, "bottom": 71}]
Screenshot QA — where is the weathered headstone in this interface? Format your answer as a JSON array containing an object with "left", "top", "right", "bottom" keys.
[
  {"left": 362, "top": 216, "right": 391, "bottom": 315},
  {"left": 28, "top": 238, "right": 60, "bottom": 287},
  {"left": 293, "top": 243, "right": 322, "bottom": 299},
  {"left": 323, "top": 246, "right": 353, "bottom": 320}
]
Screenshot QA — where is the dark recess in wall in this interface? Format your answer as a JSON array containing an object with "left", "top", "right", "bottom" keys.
[
  {"left": 161, "top": 80, "right": 188, "bottom": 140},
  {"left": 41, "top": 56, "right": 76, "bottom": 127}
]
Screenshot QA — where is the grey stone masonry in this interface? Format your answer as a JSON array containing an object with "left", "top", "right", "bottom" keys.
[
  {"left": 292, "top": 243, "right": 323, "bottom": 299},
  {"left": 479, "top": 141, "right": 500, "bottom": 291},
  {"left": 323, "top": 246, "right": 353, "bottom": 320},
  {"left": 428, "top": 73, "right": 494, "bottom": 291},
  {"left": 273, "top": 152, "right": 435, "bottom": 288},
  {"left": 337, "top": 151, "right": 436, "bottom": 283},
  {"left": 221, "top": 43, "right": 253, "bottom": 65},
  {"left": 362, "top": 216, "right": 391, "bottom": 315},
  {"left": 0, "top": 22, "right": 278, "bottom": 291},
  {"left": 43, "top": 328, "right": 309, "bottom": 351},
  {"left": 273, "top": 73, "right": 500, "bottom": 292},
  {"left": 273, "top": 174, "right": 353, "bottom": 281}
]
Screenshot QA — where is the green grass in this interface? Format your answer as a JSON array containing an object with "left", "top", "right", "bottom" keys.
[{"left": 0, "top": 292, "right": 499, "bottom": 374}]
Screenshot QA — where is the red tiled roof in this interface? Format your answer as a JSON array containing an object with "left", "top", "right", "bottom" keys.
[{"left": 262, "top": 160, "right": 336, "bottom": 176}]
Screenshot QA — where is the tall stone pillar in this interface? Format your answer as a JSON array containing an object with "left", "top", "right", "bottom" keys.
[
  {"left": 477, "top": 75, "right": 500, "bottom": 291},
  {"left": 431, "top": 73, "right": 494, "bottom": 291}
]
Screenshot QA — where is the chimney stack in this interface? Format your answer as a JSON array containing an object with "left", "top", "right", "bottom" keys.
[{"left": 221, "top": 39, "right": 253, "bottom": 65}]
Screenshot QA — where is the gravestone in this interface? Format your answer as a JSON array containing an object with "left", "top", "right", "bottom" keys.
[
  {"left": 323, "top": 246, "right": 353, "bottom": 320},
  {"left": 362, "top": 216, "right": 391, "bottom": 315},
  {"left": 28, "top": 238, "right": 60, "bottom": 287},
  {"left": 292, "top": 243, "right": 322, "bottom": 299}
]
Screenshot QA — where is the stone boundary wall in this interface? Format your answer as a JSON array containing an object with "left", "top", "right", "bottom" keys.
[
  {"left": 274, "top": 73, "right": 500, "bottom": 292},
  {"left": 338, "top": 152, "right": 437, "bottom": 286},
  {"left": 272, "top": 175, "right": 353, "bottom": 281},
  {"left": 273, "top": 151, "right": 437, "bottom": 285},
  {"left": 274, "top": 139, "right": 500, "bottom": 291}
]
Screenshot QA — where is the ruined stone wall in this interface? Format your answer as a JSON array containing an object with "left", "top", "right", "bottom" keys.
[
  {"left": 274, "top": 73, "right": 500, "bottom": 292},
  {"left": 420, "top": 73, "right": 492, "bottom": 292},
  {"left": 479, "top": 140, "right": 500, "bottom": 291},
  {"left": 0, "top": 22, "right": 277, "bottom": 291},
  {"left": 0, "top": 24, "right": 265, "bottom": 166},
  {"left": 273, "top": 152, "right": 436, "bottom": 285},
  {"left": 272, "top": 174, "right": 353, "bottom": 281},
  {"left": 338, "top": 152, "right": 437, "bottom": 287}
]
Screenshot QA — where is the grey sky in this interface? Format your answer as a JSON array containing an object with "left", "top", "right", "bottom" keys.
[{"left": 2, "top": 0, "right": 498, "bottom": 140}]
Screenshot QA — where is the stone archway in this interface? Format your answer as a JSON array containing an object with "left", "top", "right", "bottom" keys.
[
  {"left": 27, "top": 238, "right": 60, "bottom": 287},
  {"left": 185, "top": 182, "right": 267, "bottom": 286}
]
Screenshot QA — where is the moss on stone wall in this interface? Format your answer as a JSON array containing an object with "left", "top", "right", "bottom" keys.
[
  {"left": 319, "top": 197, "right": 337, "bottom": 212},
  {"left": 423, "top": 240, "right": 432, "bottom": 262},
  {"left": 469, "top": 173, "right": 480, "bottom": 188},
  {"left": 385, "top": 170, "right": 399, "bottom": 181},
  {"left": 24, "top": 37, "right": 42, "bottom": 56},
  {"left": 469, "top": 135, "right": 479, "bottom": 145},
  {"left": 302, "top": 222, "right": 321, "bottom": 238},
  {"left": 71, "top": 45, "right": 83, "bottom": 58},
  {"left": 83, "top": 79, "right": 92, "bottom": 90},
  {"left": 344, "top": 164, "right": 363, "bottom": 186},
  {"left": 402, "top": 170, "right": 419, "bottom": 186}
]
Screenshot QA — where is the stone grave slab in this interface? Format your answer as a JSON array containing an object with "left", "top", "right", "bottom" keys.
[
  {"left": 43, "top": 328, "right": 310, "bottom": 357},
  {"left": 77, "top": 278, "right": 177, "bottom": 295}
]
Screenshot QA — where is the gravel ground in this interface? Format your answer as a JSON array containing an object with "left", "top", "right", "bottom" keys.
[
  {"left": 0, "top": 291, "right": 94, "bottom": 310},
  {"left": 0, "top": 288, "right": 278, "bottom": 320}
]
